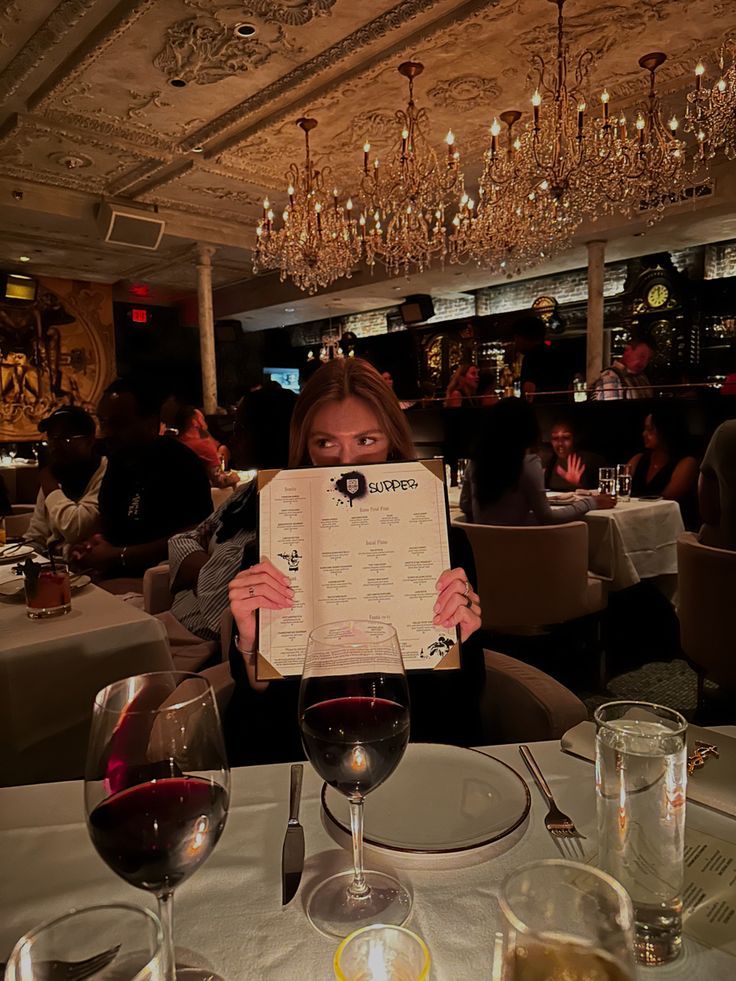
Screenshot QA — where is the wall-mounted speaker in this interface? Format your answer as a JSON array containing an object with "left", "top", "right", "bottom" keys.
[
  {"left": 400, "top": 294, "right": 435, "bottom": 325},
  {"left": 97, "top": 201, "right": 165, "bottom": 250}
]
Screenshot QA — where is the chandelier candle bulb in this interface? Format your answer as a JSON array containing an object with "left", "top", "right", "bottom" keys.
[
  {"left": 601, "top": 89, "right": 610, "bottom": 124},
  {"left": 577, "top": 102, "right": 585, "bottom": 136},
  {"left": 363, "top": 142, "right": 370, "bottom": 173},
  {"left": 695, "top": 62, "right": 705, "bottom": 90},
  {"left": 532, "top": 89, "right": 541, "bottom": 129}
]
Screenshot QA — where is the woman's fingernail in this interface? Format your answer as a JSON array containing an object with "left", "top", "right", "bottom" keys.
[
  {"left": 433, "top": 615, "right": 440, "bottom": 625},
  {"left": 433, "top": 602, "right": 440, "bottom": 613}
]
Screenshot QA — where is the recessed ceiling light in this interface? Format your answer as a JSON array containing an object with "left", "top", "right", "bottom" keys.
[
  {"left": 18, "top": 255, "right": 30, "bottom": 262},
  {"left": 284, "top": 307, "right": 295, "bottom": 313},
  {"left": 169, "top": 77, "right": 187, "bottom": 88},
  {"left": 392, "top": 286, "right": 402, "bottom": 291},
  {"left": 235, "top": 22, "right": 257, "bottom": 38},
  {"left": 191, "top": 145, "right": 204, "bottom": 153}
]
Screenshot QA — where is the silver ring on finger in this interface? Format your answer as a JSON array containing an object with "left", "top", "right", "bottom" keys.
[
  {"left": 248, "top": 586, "right": 255, "bottom": 597},
  {"left": 463, "top": 579, "right": 470, "bottom": 596}
]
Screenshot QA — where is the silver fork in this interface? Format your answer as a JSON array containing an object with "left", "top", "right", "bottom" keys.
[
  {"left": 519, "top": 744, "right": 586, "bottom": 859},
  {"left": 1, "top": 943, "right": 120, "bottom": 980}
]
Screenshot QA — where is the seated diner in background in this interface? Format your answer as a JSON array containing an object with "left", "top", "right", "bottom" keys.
[
  {"left": 165, "top": 385, "right": 296, "bottom": 652},
  {"left": 544, "top": 417, "right": 605, "bottom": 491},
  {"left": 160, "top": 395, "right": 238, "bottom": 489},
  {"left": 225, "top": 358, "right": 484, "bottom": 766},
  {"left": 23, "top": 406, "right": 106, "bottom": 557},
  {"left": 71, "top": 377, "right": 212, "bottom": 582},
  {"left": 592, "top": 338, "right": 655, "bottom": 400},
  {"left": 444, "top": 362, "right": 481, "bottom": 407},
  {"left": 460, "top": 398, "right": 615, "bottom": 525},
  {"left": 698, "top": 419, "right": 736, "bottom": 550},
  {"left": 628, "top": 408, "right": 699, "bottom": 524}
]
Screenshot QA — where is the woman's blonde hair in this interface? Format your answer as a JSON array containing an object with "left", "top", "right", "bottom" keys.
[
  {"left": 288, "top": 358, "right": 416, "bottom": 467},
  {"left": 446, "top": 362, "right": 476, "bottom": 396}
]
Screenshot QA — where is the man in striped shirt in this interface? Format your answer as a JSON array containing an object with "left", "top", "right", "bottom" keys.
[{"left": 592, "top": 339, "right": 655, "bottom": 400}]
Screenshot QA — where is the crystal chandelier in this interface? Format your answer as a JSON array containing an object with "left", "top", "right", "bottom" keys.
[
  {"left": 359, "top": 61, "right": 464, "bottom": 276},
  {"left": 253, "top": 117, "right": 362, "bottom": 295},
  {"left": 686, "top": 38, "right": 736, "bottom": 160},
  {"left": 615, "top": 52, "right": 697, "bottom": 220},
  {"left": 450, "top": 0, "right": 630, "bottom": 273}
]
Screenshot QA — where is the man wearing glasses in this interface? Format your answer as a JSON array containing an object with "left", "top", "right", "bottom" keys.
[{"left": 24, "top": 406, "right": 106, "bottom": 555}]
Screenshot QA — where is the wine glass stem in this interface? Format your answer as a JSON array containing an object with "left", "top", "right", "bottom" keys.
[
  {"left": 348, "top": 796, "right": 369, "bottom": 899},
  {"left": 157, "top": 890, "right": 176, "bottom": 981}
]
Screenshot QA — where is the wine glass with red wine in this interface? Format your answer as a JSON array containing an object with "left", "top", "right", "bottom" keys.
[
  {"left": 84, "top": 672, "right": 230, "bottom": 981},
  {"left": 299, "top": 620, "right": 411, "bottom": 938}
]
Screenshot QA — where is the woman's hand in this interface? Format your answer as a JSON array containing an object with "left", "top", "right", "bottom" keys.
[
  {"left": 434, "top": 567, "right": 481, "bottom": 642},
  {"left": 70, "top": 534, "right": 120, "bottom": 574},
  {"left": 228, "top": 557, "right": 293, "bottom": 656},
  {"left": 595, "top": 493, "right": 616, "bottom": 510},
  {"left": 556, "top": 452, "right": 586, "bottom": 488}
]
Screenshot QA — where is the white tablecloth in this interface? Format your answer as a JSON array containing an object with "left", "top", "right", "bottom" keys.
[
  {"left": 0, "top": 583, "right": 173, "bottom": 786},
  {"left": 1, "top": 736, "right": 733, "bottom": 980},
  {"left": 585, "top": 498, "right": 685, "bottom": 591}
]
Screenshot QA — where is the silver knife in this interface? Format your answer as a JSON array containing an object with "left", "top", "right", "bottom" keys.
[{"left": 281, "top": 763, "right": 305, "bottom": 905}]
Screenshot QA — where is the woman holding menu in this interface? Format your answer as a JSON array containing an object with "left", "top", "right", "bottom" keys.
[{"left": 225, "top": 358, "right": 484, "bottom": 765}]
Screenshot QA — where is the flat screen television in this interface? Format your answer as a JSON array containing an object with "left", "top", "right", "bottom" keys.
[{"left": 264, "top": 367, "right": 300, "bottom": 393}]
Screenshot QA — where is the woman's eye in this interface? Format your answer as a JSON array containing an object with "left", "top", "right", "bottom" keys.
[
  {"left": 357, "top": 436, "right": 377, "bottom": 446},
  {"left": 314, "top": 438, "right": 334, "bottom": 449}
]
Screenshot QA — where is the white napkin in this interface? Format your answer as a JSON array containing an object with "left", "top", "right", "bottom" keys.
[{"left": 561, "top": 720, "right": 736, "bottom": 819}]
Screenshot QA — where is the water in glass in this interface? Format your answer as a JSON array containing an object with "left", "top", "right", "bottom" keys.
[{"left": 595, "top": 703, "right": 687, "bottom": 966}]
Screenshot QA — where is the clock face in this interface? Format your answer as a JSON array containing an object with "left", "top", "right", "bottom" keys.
[{"left": 646, "top": 283, "right": 670, "bottom": 308}]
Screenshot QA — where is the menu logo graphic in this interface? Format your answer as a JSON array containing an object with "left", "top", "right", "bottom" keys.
[{"left": 332, "top": 470, "right": 367, "bottom": 507}]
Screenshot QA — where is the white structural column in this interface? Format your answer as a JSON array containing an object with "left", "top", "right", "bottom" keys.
[
  {"left": 586, "top": 240, "right": 606, "bottom": 388},
  {"left": 196, "top": 243, "right": 218, "bottom": 414}
]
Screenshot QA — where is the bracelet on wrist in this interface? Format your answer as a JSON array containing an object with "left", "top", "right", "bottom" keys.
[
  {"left": 120, "top": 545, "right": 127, "bottom": 568},
  {"left": 234, "top": 633, "right": 256, "bottom": 657}
]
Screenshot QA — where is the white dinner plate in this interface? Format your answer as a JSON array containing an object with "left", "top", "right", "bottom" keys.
[
  {"left": 0, "top": 572, "right": 91, "bottom": 598},
  {"left": 322, "top": 743, "right": 530, "bottom": 868},
  {"left": 0, "top": 544, "right": 34, "bottom": 564}
]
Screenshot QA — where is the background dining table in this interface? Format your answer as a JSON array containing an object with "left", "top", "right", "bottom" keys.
[
  {"left": 0, "top": 580, "right": 173, "bottom": 787},
  {"left": 1, "top": 733, "right": 733, "bottom": 980},
  {"left": 448, "top": 487, "right": 684, "bottom": 593}
]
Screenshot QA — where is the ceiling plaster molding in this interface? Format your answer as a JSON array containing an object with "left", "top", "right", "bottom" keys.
[
  {"left": 428, "top": 74, "right": 502, "bottom": 111},
  {"left": 180, "top": 0, "right": 454, "bottom": 151},
  {"left": 142, "top": 194, "right": 259, "bottom": 230},
  {"left": 105, "top": 159, "right": 174, "bottom": 196},
  {"left": 0, "top": 114, "right": 153, "bottom": 189},
  {"left": 33, "top": 108, "right": 172, "bottom": 155},
  {"left": 126, "top": 159, "right": 196, "bottom": 200},
  {"left": 0, "top": 0, "right": 99, "bottom": 103},
  {"left": 30, "top": 0, "right": 160, "bottom": 111}
]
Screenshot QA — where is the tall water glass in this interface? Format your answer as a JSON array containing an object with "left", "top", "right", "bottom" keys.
[
  {"left": 499, "top": 859, "right": 636, "bottom": 980},
  {"left": 617, "top": 464, "right": 632, "bottom": 501},
  {"left": 595, "top": 701, "right": 687, "bottom": 966},
  {"left": 598, "top": 467, "right": 617, "bottom": 498}
]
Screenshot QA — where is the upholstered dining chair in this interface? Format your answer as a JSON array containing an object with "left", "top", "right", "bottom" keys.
[
  {"left": 677, "top": 532, "right": 736, "bottom": 714},
  {"left": 480, "top": 649, "right": 588, "bottom": 743},
  {"left": 453, "top": 517, "right": 608, "bottom": 684}
]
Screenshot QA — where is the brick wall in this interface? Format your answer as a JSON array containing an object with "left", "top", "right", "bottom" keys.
[
  {"left": 704, "top": 240, "right": 736, "bottom": 280},
  {"left": 340, "top": 294, "right": 475, "bottom": 337},
  {"left": 475, "top": 261, "right": 628, "bottom": 316}
]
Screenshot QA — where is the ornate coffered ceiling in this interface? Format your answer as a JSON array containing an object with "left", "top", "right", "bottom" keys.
[{"left": 0, "top": 0, "right": 734, "bottom": 322}]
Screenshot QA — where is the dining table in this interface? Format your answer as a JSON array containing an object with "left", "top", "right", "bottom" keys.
[
  {"left": 0, "top": 577, "right": 173, "bottom": 788},
  {"left": 1, "top": 731, "right": 733, "bottom": 980},
  {"left": 447, "top": 486, "right": 684, "bottom": 593}
]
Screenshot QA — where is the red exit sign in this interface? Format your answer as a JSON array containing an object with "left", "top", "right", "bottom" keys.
[{"left": 130, "top": 307, "right": 150, "bottom": 325}]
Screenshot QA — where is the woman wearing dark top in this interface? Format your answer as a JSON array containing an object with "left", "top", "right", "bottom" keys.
[
  {"left": 460, "top": 399, "right": 615, "bottom": 526},
  {"left": 224, "top": 359, "right": 484, "bottom": 765},
  {"left": 628, "top": 408, "right": 699, "bottom": 525}
]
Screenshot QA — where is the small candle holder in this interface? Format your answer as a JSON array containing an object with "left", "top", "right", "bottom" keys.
[{"left": 334, "top": 925, "right": 430, "bottom": 981}]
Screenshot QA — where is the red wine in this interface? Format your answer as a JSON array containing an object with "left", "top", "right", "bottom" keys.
[
  {"left": 301, "top": 696, "right": 409, "bottom": 796},
  {"left": 88, "top": 776, "right": 228, "bottom": 892}
]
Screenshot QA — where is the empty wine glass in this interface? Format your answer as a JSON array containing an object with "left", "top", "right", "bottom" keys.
[
  {"left": 5, "top": 903, "right": 163, "bottom": 981},
  {"left": 299, "top": 620, "right": 411, "bottom": 938},
  {"left": 8, "top": 442, "right": 17, "bottom": 463},
  {"left": 85, "top": 672, "right": 230, "bottom": 981}
]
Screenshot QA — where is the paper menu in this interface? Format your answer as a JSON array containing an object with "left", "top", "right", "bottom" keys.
[
  {"left": 683, "top": 827, "right": 736, "bottom": 957},
  {"left": 256, "top": 459, "right": 458, "bottom": 679}
]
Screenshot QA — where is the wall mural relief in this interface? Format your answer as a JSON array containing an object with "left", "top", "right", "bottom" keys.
[{"left": 0, "top": 277, "right": 115, "bottom": 440}]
